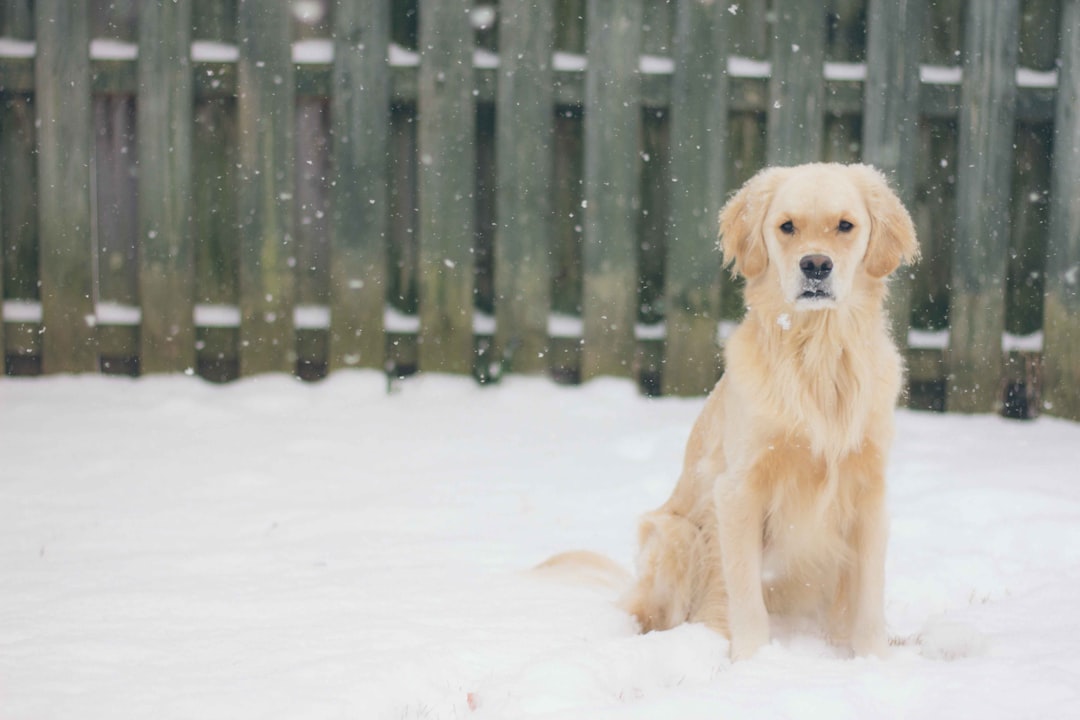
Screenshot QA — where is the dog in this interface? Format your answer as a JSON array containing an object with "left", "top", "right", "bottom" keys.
[{"left": 619, "top": 163, "right": 919, "bottom": 660}]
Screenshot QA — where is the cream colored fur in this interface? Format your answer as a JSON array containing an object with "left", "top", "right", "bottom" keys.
[{"left": 622, "top": 163, "right": 919, "bottom": 660}]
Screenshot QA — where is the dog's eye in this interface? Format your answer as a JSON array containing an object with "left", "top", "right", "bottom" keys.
[
  {"left": 779, "top": 220, "right": 795, "bottom": 235},
  {"left": 838, "top": 220, "right": 854, "bottom": 233}
]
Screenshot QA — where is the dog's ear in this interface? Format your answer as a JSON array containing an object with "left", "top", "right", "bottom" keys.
[
  {"left": 718, "top": 167, "right": 786, "bottom": 280},
  {"left": 852, "top": 164, "right": 920, "bottom": 278}
]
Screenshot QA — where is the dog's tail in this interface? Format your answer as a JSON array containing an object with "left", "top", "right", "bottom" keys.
[{"left": 532, "top": 550, "right": 634, "bottom": 594}]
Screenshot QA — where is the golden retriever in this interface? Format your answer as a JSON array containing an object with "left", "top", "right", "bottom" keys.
[{"left": 621, "top": 162, "right": 919, "bottom": 660}]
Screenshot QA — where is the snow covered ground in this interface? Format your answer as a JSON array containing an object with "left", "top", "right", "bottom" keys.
[{"left": 2, "top": 372, "right": 1079, "bottom": 719}]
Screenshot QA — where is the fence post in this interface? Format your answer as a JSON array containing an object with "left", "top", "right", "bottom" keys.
[
  {"left": 946, "top": 0, "right": 1020, "bottom": 413},
  {"left": 1043, "top": 0, "right": 1080, "bottom": 420},
  {"left": 236, "top": 0, "right": 296, "bottom": 376},
  {"left": 36, "top": 0, "right": 97, "bottom": 373},
  {"left": 0, "top": 157, "right": 3, "bottom": 372},
  {"left": 862, "top": 0, "right": 925, "bottom": 356},
  {"left": 581, "top": 0, "right": 643, "bottom": 381},
  {"left": 329, "top": 0, "right": 390, "bottom": 373},
  {"left": 417, "top": 0, "right": 476, "bottom": 374},
  {"left": 494, "top": 0, "right": 554, "bottom": 375},
  {"left": 767, "top": 0, "right": 825, "bottom": 166},
  {"left": 138, "top": 0, "right": 195, "bottom": 374},
  {"left": 662, "top": 0, "right": 727, "bottom": 396}
]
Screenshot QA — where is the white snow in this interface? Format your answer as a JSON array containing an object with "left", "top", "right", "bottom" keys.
[
  {"left": 906, "top": 328, "right": 1046, "bottom": 353},
  {"left": 191, "top": 41, "right": 240, "bottom": 64},
  {"left": 1002, "top": 331, "right": 1044, "bottom": 353},
  {"left": 0, "top": 37, "right": 35, "bottom": 58},
  {"left": 920, "top": 65, "right": 964, "bottom": 85},
  {"left": 727, "top": 55, "right": 771, "bottom": 78},
  {"left": 473, "top": 311, "right": 496, "bottom": 336},
  {"left": 95, "top": 302, "right": 142, "bottom": 326},
  {"left": 193, "top": 303, "right": 242, "bottom": 328},
  {"left": 89, "top": 38, "right": 138, "bottom": 61},
  {"left": 547, "top": 313, "right": 583, "bottom": 339},
  {"left": 552, "top": 52, "right": 587, "bottom": 73},
  {"left": 1, "top": 299, "right": 43, "bottom": 323},
  {"left": 1017, "top": 68, "right": 1058, "bottom": 88},
  {"left": 2, "top": 373, "right": 1079, "bottom": 719},
  {"left": 823, "top": 61, "right": 866, "bottom": 82},
  {"left": 294, "top": 304, "right": 331, "bottom": 331},
  {"left": 383, "top": 306, "right": 421, "bottom": 334},
  {"left": 292, "top": 38, "right": 333, "bottom": 65},
  {"left": 473, "top": 48, "right": 500, "bottom": 71},
  {"left": 640, "top": 55, "right": 675, "bottom": 75},
  {"left": 389, "top": 43, "right": 420, "bottom": 68}
]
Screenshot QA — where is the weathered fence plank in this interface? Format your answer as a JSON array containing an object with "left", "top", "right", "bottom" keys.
[
  {"left": 94, "top": 98, "right": 137, "bottom": 309},
  {"left": 417, "top": 0, "right": 475, "bottom": 374},
  {"left": 662, "top": 0, "right": 727, "bottom": 396},
  {"left": 138, "top": 0, "right": 195, "bottom": 374},
  {"left": 0, "top": 143, "right": 3, "bottom": 369},
  {"left": 1043, "top": 0, "right": 1080, "bottom": 421},
  {"left": 494, "top": 0, "right": 554, "bottom": 375},
  {"left": 192, "top": 0, "right": 236, "bottom": 42},
  {"left": 35, "top": 0, "right": 97, "bottom": 373},
  {"left": 0, "top": 0, "right": 35, "bottom": 345},
  {"left": 236, "top": 0, "right": 296, "bottom": 376},
  {"left": 946, "top": 0, "right": 1020, "bottom": 413},
  {"left": 328, "top": 0, "right": 389, "bottom": 373},
  {"left": 862, "top": 0, "right": 925, "bottom": 352},
  {"left": 581, "top": 0, "right": 643, "bottom": 381},
  {"left": 294, "top": 97, "right": 330, "bottom": 379},
  {"left": 767, "top": 0, "right": 826, "bottom": 166},
  {"left": 1, "top": 1, "right": 33, "bottom": 38},
  {"left": 192, "top": 97, "right": 239, "bottom": 381},
  {"left": 92, "top": 0, "right": 138, "bottom": 373}
]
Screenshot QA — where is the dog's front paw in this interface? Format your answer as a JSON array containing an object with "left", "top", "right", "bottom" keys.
[
  {"left": 729, "top": 618, "right": 770, "bottom": 661},
  {"left": 851, "top": 624, "right": 889, "bottom": 658}
]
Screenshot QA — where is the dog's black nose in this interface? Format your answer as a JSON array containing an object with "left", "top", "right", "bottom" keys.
[{"left": 800, "top": 254, "right": 833, "bottom": 280}]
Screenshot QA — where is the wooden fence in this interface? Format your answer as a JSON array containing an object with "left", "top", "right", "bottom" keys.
[{"left": 0, "top": 0, "right": 1078, "bottom": 420}]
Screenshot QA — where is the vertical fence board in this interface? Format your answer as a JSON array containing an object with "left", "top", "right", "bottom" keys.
[
  {"left": 551, "top": 108, "right": 583, "bottom": 320},
  {"left": 329, "top": 0, "right": 389, "bottom": 372},
  {"left": 192, "top": 0, "right": 237, "bottom": 42},
  {"left": 946, "top": 0, "right": 1020, "bottom": 413},
  {"left": 495, "top": 0, "right": 554, "bottom": 374},
  {"left": 95, "top": 99, "right": 137, "bottom": 308},
  {"left": 0, "top": 6, "right": 35, "bottom": 380},
  {"left": 767, "top": 0, "right": 826, "bottom": 166},
  {"left": 581, "top": 0, "right": 643, "bottom": 381},
  {"left": 0, "top": 137, "right": 3, "bottom": 368},
  {"left": 417, "top": 0, "right": 475, "bottom": 374},
  {"left": 1, "top": 96, "right": 38, "bottom": 294},
  {"left": 1043, "top": 0, "right": 1080, "bottom": 420},
  {"left": 662, "top": 0, "right": 727, "bottom": 395},
  {"left": 1, "top": 1, "right": 33, "bottom": 37},
  {"left": 387, "top": 106, "right": 418, "bottom": 315},
  {"left": 862, "top": 0, "right": 925, "bottom": 353},
  {"left": 35, "top": 0, "right": 97, "bottom": 373},
  {"left": 294, "top": 98, "right": 330, "bottom": 309},
  {"left": 236, "top": 0, "right": 296, "bottom": 376},
  {"left": 192, "top": 96, "right": 239, "bottom": 381},
  {"left": 138, "top": 0, "right": 195, "bottom": 374}
]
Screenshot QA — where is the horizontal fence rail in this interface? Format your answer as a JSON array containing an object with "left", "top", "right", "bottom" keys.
[{"left": 0, "top": 0, "right": 1077, "bottom": 421}]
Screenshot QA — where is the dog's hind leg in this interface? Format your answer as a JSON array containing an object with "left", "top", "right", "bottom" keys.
[{"left": 621, "top": 512, "right": 700, "bottom": 633}]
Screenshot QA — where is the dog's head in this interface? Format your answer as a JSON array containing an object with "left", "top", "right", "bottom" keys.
[{"left": 718, "top": 163, "right": 919, "bottom": 311}]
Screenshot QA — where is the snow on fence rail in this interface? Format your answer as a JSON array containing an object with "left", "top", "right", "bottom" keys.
[{"left": 0, "top": 0, "right": 1077, "bottom": 420}]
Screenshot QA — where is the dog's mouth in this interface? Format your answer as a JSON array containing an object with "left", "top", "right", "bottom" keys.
[{"left": 794, "top": 280, "right": 836, "bottom": 308}]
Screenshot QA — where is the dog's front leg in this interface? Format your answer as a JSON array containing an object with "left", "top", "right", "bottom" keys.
[
  {"left": 849, "top": 481, "right": 889, "bottom": 657},
  {"left": 715, "top": 477, "right": 768, "bottom": 660}
]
